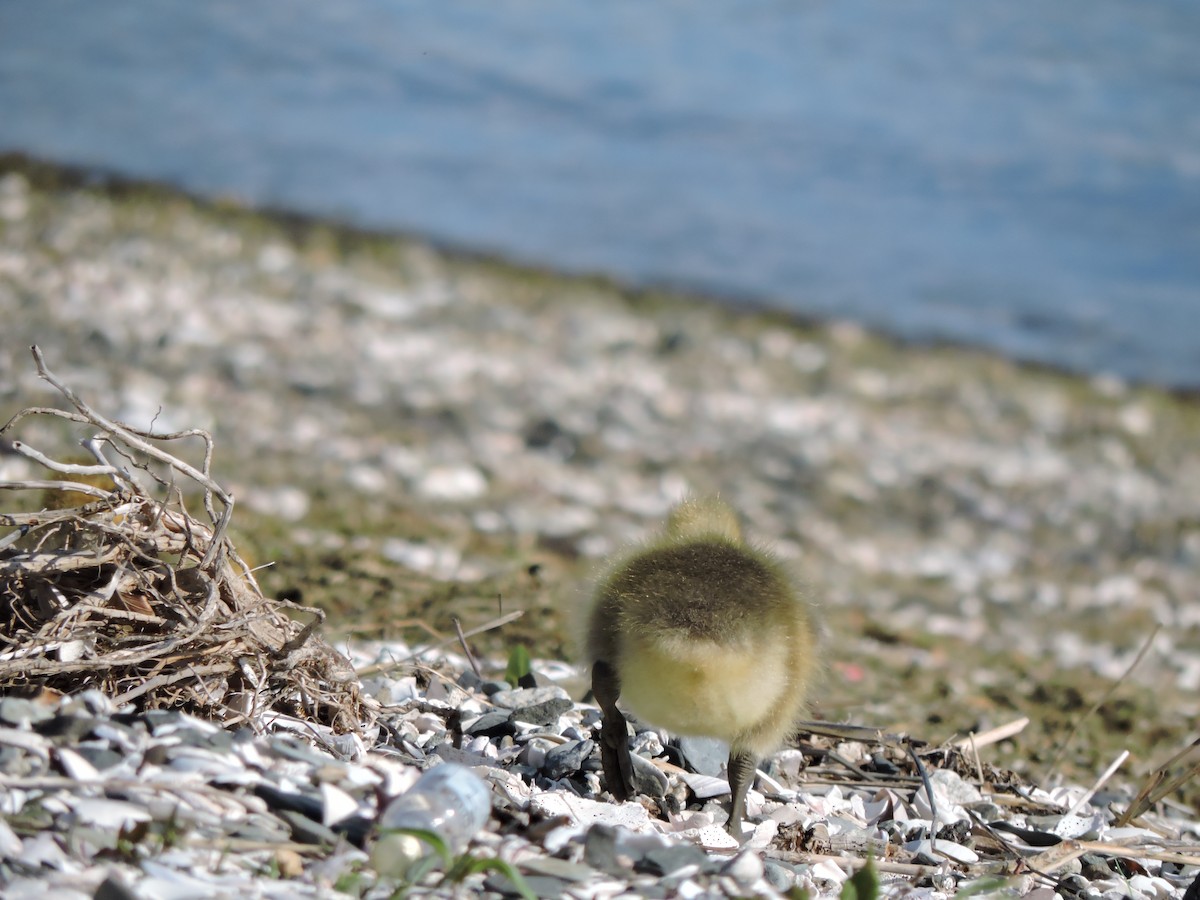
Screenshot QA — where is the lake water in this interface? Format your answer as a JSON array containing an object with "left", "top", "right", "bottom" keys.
[{"left": 2, "top": 1, "right": 1198, "bottom": 386}]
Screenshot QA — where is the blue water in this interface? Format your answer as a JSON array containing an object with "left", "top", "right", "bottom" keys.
[{"left": 2, "top": 1, "right": 1199, "bottom": 386}]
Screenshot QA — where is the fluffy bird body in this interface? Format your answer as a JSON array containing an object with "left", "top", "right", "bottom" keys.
[{"left": 586, "top": 498, "right": 819, "bottom": 831}]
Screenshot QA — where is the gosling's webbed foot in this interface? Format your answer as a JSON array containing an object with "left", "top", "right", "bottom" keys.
[{"left": 592, "top": 659, "right": 635, "bottom": 802}]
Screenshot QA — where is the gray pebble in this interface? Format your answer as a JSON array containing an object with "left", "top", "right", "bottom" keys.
[
  {"left": 491, "top": 687, "right": 573, "bottom": 725},
  {"left": 465, "top": 710, "right": 515, "bottom": 737},
  {"left": 637, "top": 843, "right": 708, "bottom": 877},
  {"left": 764, "top": 861, "right": 796, "bottom": 891},
  {"left": 457, "top": 669, "right": 485, "bottom": 692},
  {"left": 1081, "top": 854, "right": 1114, "bottom": 879},
  {"left": 0, "top": 698, "right": 53, "bottom": 727},
  {"left": 543, "top": 739, "right": 593, "bottom": 780},
  {"left": 722, "top": 850, "right": 764, "bottom": 885},
  {"left": 277, "top": 808, "right": 340, "bottom": 846},
  {"left": 583, "top": 824, "right": 626, "bottom": 876},
  {"left": 676, "top": 735, "right": 727, "bottom": 777},
  {"left": 491, "top": 686, "right": 570, "bottom": 707},
  {"left": 630, "top": 751, "right": 669, "bottom": 798}
]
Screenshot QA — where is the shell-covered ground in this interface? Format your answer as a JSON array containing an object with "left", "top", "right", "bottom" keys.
[{"left": 2, "top": 155, "right": 1199, "bottom": 896}]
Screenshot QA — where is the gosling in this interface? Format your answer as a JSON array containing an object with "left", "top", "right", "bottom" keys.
[{"left": 586, "top": 498, "right": 819, "bottom": 833}]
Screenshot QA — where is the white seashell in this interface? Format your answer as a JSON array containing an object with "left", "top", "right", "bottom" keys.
[
  {"left": 166, "top": 746, "right": 249, "bottom": 778},
  {"left": 55, "top": 639, "right": 86, "bottom": 662},
  {"left": 337, "top": 763, "right": 382, "bottom": 791},
  {"left": 743, "top": 817, "right": 779, "bottom": 851},
  {"left": 0, "top": 817, "right": 23, "bottom": 858},
  {"left": 55, "top": 747, "right": 100, "bottom": 781},
  {"left": 675, "top": 823, "right": 741, "bottom": 851},
  {"left": 320, "top": 782, "right": 360, "bottom": 827},
  {"left": 481, "top": 768, "right": 533, "bottom": 810},
  {"left": 676, "top": 771, "right": 730, "bottom": 799},
  {"left": 530, "top": 792, "right": 653, "bottom": 832},
  {"left": 69, "top": 797, "right": 153, "bottom": 830},
  {"left": 18, "top": 832, "right": 70, "bottom": 869},
  {"left": 1053, "top": 812, "right": 1102, "bottom": 839}
]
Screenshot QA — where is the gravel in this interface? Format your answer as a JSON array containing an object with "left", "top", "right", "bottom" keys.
[{"left": 2, "top": 156, "right": 1200, "bottom": 896}]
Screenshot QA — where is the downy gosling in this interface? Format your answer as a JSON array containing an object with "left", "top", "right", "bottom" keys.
[{"left": 586, "top": 498, "right": 819, "bottom": 832}]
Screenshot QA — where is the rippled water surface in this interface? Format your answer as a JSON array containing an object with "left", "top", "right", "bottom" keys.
[{"left": 1, "top": 1, "right": 1198, "bottom": 384}]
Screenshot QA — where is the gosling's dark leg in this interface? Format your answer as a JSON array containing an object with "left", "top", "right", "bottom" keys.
[
  {"left": 726, "top": 749, "right": 758, "bottom": 834},
  {"left": 592, "top": 659, "right": 635, "bottom": 802}
]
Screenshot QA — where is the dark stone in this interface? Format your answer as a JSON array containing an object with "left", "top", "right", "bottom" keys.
[
  {"left": 481, "top": 680, "right": 510, "bottom": 696},
  {"left": 33, "top": 714, "right": 97, "bottom": 742},
  {"left": 936, "top": 819, "right": 971, "bottom": 844},
  {"left": 1057, "top": 874, "right": 1091, "bottom": 896},
  {"left": 506, "top": 764, "right": 539, "bottom": 783},
  {"left": 277, "top": 808, "right": 339, "bottom": 847},
  {"left": 458, "top": 669, "right": 485, "bottom": 692},
  {"left": 630, "top": 752, "right": 668, "bottom": 798},
  {"left": 523, "top": 417, "right": 578, "bottom": 459},
  {"left": 465, "top": 711, "right": 515, "bottom": 738},
  {"left": 143, "top": 709, "right": 187, "bottom": 734},
  {"left": 485, "top": 872, "right": 568, "bottom": 898},
  {"left": 1183, "top": 870, "right": 1200, "bottom": 900},
  {"left": 866, "top": 752, "right": 901, "bottom": 775},
  {"left": 636, "top": 843, "right": 708, "bottom": 877},
  {"left": 543, "top": 739, "right": 593, "bottom": 780},
  {"left": 482, "top": 873, "right": 566, "bottom": 900},
  {"left": 508, "top": 691, "right": 572, "bottom": 725},
  {"left": 336, "top": 814, "right": 373, "bottom": 846},
  {"left": 93, "top": 874, "right": 139, "bottom": 900},
  {"left": 583, "top": 824, "right": 627, "bottom": 877},
  {"left": 1080, "top": 853, "right": 1115, "bottom": 879},
  {"left": 254, "top": 782, "right": 324, "bottom": 821}
]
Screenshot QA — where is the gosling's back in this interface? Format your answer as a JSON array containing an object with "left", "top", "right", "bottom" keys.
[{"left": 586, "top": 499, "right": 817, "bottom": 757}]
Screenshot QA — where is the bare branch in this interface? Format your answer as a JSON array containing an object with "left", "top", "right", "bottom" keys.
[{"left": 0, "top": 347, "right": 368, "bottom": 738}]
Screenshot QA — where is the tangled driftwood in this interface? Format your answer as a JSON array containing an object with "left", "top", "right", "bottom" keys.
[{"left": 0, "top": 346, "right": 369, "bottom": 737}]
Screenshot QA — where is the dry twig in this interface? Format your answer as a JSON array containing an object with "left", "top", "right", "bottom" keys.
[{"left": 0, "top": 346, "right": 369, "bottom": 736}]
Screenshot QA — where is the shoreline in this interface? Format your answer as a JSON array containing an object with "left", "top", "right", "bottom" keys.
[{"left": 3, "top": 151, "right": 1195, "bottom": 399}]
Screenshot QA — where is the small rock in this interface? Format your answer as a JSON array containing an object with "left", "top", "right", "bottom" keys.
[
  {"left": 465, "top": 710, "right": 516, "bottom": 737},
  {"left": 638, "top": 843, "right": 709, "bottom": 877},
  {"left": 0, "top": 698, "right": 53, "bottom": 727},
  {"left": 544, "top": 739, "right": 594, "bottom": 780},
  {"left": 764, "top": 861, "right": 796, "bottom": 891},
  {"left": 1081, "top": 853, "right": 1114, "bottom": 879},
  {"left": 414, "top": 464, "right": 488, "bottom": 501},
  {"left": 630, "top": 751, "right": 669, "bottom": 798},
  {"left": 676, "top": 736, "right": 727, "bottom": 777},
  {"left": 490, "top": 687, "right": 573, "bottom": 726},
  {"left": 723, "top": 850, "right": 764, "bottom": 885}
]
